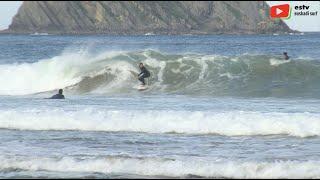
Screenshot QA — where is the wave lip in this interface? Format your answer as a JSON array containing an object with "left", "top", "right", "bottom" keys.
[
  {"left": 1, "top": 156, "right": 320, "bottom": 178},
  {"left": 1, "top": 109, "right": 320, "bottom": 137}
]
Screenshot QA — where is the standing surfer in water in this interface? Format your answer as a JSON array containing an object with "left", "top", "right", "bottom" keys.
[{"left": 138, "top": 63, "right": 150, "bottom": 85}]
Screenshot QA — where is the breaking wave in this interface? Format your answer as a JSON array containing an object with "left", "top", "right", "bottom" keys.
[
  {"left": 1, "top": 50, "right": 320, "bottom": 97},
  {"left": 1, "top": 156, "right": 320, "bottom": 178},
  {"left": 1, "top": 108, "right": 320, "bottom": 137}
]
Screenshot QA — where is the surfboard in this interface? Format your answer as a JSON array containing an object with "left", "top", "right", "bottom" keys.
[
  {"left": 137, "top": 85, "right": 148, "bottom": 91},
  {"left": 270, "top": 58, "right": 291, "bottom": 66}
]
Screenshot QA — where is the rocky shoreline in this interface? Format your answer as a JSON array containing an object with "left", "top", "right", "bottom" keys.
[{"left": 3, "top": 1, "right": 294, "bottom": 35}]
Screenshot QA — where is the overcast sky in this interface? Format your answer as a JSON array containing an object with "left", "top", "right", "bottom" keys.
[
  {"left": 0, "top": 1, "right": 319, "bottom": 32},
  {"left": 0, "top": 1, "right": 22, "bottom": 30}
]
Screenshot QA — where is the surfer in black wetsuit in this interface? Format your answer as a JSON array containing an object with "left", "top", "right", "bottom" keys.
[
  {"left": 283, "top": 52, "right": 290, "bottom": 60},
  {"left": 48, "top": 89, "right": 65, "bottom": 99},
  {"left": 138, "top": 63, "right": 150, "bottom": 85}
]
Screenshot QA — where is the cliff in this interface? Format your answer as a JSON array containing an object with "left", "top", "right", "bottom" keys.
[{"left": 5, "top": 1, "right": 292, "bottom": 35}]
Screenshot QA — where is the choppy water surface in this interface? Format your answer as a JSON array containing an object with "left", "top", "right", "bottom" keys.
[{"left": 0, "top": 33, "right": 320, "bottom": 178}]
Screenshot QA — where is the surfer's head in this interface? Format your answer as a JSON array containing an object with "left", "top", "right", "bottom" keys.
[
  {"left": 283, "top": 52, "right": 287, "bottom": 55},
  {"left": 58, "top": 89, "right": 63, "bottom": 95},
  {"left": 139, "top": 63, "right": 144, "bottom": 68}
]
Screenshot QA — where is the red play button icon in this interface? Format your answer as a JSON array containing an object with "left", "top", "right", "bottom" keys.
[{"left": 270, "top": 4, "right": 291, "bottom": 19}]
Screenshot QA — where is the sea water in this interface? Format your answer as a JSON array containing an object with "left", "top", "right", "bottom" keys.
[{"left": 0, "top": 33, "right": 320, "bottom": 178}]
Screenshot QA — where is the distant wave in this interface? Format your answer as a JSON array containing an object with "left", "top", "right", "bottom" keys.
[
  {"left": 30, "top": 32, "right": 50, "bottom": 36},
  {"left": 0, "top": 50, "right": 320, "bottom": 97},
  {"left": 1, "top": 108, "right": 320, "bottom": 137},
  {"left": 1, "top": 156, "right": 320, "bottom": 178}
]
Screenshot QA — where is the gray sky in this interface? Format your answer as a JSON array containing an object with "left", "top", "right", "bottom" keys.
[
  {"left": 0, "top": 1, "right": 22, "bottom": 30},
  {"left": 0, "top": 1, "right": 319, "bottom": 32}
]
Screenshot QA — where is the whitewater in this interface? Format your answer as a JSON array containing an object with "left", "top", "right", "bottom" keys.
[
  {"left": 0, "top": 34, "right": 320, "bottom": 178},
  {"left": 1, "top": 108, "right": 320, "bottom": 137}
]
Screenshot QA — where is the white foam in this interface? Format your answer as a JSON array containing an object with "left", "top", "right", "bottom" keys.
[
  {"left": 90, "top": 60, "right": 138, "bottom": 94},
  {"left": 270, "top": 58, "right": 291, "bottom": 66},
  {"left": 0, "top": 50, "right": 137, "bottom": 95},
  {"left": 143, "top": 54, "right": 166, "bottom": 82},
  {"left": 0, "top": 109, "right": 320, "bottom": 137},
  {"left": 0, "top": 52, "right": 96, "bottom": 95},
  {"left": 1, "top": 156, "right": 320, "bottom": 178}
]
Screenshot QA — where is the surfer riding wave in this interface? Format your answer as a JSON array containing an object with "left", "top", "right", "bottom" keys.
[{"left": 138, "top": 63, "right": 150, "bottom": 86}]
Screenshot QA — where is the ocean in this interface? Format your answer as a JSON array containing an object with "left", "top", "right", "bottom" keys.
[{"left": 0, "top": 33, "right": 320, "bottom": 178}]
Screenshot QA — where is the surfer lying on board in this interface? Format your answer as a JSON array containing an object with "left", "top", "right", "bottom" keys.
[
  {"left": 138, "top": 63, "right": 150, "bottom": 85},
  {"left": 47, "top": 89, "right": 65, "bottom": 99}
]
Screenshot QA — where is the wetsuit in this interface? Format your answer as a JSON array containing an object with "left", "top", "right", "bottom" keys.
[
  {"left": 49, "top": 94, "right": 65, "bottom": 99},
  {"left": 138, "top": 67, "right": 150, "bottom": 85},
  {"left": 284, "top": 55, "right": 290, "bottom": 60}
]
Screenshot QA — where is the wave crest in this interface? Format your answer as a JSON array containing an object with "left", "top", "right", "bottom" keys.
[
  {"left": 1, "top": 156, "right": 320, "bottom": 178},
  {"left": 1, "top": 50, "right": 320, "bottom": 97},
  {"left": 1, "top": 109, "right": 320, "bottom": 137}
]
